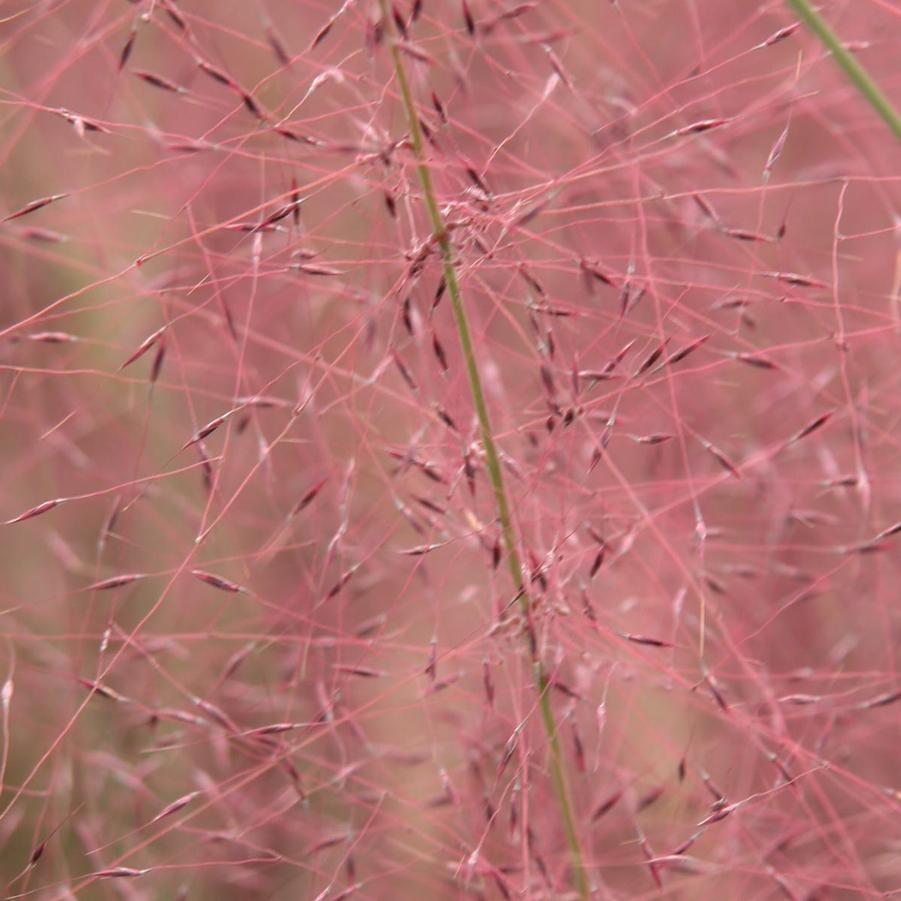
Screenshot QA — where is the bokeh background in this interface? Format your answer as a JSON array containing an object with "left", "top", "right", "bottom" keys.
[{"left": 1, "top": 1, "right": 900, "bottom": 897}]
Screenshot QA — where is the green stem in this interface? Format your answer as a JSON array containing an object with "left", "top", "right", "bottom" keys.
[
  {"left": 377, "top": 4, "right": 589, "bottom": 897},
  {"left": 788, "top": 0, "right": 901, "bottom": 142}
]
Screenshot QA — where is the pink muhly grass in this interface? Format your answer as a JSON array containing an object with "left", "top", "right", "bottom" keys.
[{"left": 0, "top": 1, "right": 900, "bottom": 899}]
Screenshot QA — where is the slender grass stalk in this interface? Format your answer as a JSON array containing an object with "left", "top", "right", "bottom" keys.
[
  {"left": 787, "top": 0, "right": 901, "bottom": 142},
  {"left": 377, "top": 4, "right": 589, "bottom": 896}
]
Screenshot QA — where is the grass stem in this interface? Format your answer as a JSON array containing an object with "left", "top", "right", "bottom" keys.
[
  {"left": 788, "top": 0, "right": 901, "bottom": 142},
  {"left": 377, "top": 4, "right": 590, "bottom": 897}
]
